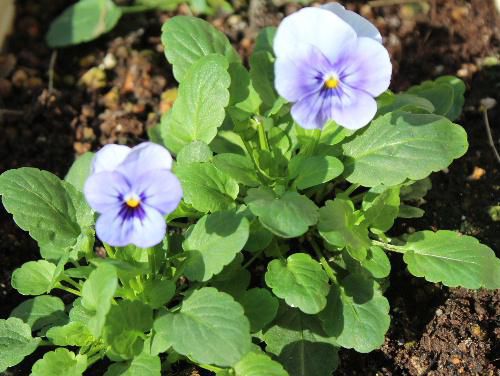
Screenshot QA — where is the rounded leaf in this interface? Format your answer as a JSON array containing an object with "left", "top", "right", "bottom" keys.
[
  {"left": 265, "top": 253, "right": 330, "bottom": 314},
  {"left": 153, "top": 287, "right": 251, "bottom": 367}
]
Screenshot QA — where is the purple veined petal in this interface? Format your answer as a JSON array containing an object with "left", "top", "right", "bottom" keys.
[
  {"left": 275, "top": 42, "right": 333, "bottom": 103},
  {"left": 274, "top": 7, "right": 357, "bottom": 62},
  {"left": 291, "top": 84, "right": 378, "bottom": 130},
  {"left": 330, "top": 86, "right": 378, "bottom": 130},
  {"left": 95, "top": 203, "right": 167, "bottom": 248},
  {"left": 339, "top": 37, "right": 392, "bottom": 97},
  {"left": 95, "top": 204, "right": 134, "bottom": 247},
  {"left": 117, "top": 142, "right": 173, "bottom": 178},
  {"left": 129, "top": 206, "right": 167, "bottom": 248},
  {"left": 291, "top": 90, "right": 332, "bottom": 130},
  {"left": 131, "top": 169, "right": 183, "bottom": 216},
  {"left": 321, "top": 3, "right": 382, "bottom": 43},
  {"left": 92, "top": 144, "right": 131, "bottom": 173},
  {"left": 84, "top": 171, "right": 131, "bottom": 213}
]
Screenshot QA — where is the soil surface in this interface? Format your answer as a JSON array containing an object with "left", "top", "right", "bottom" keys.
[{"left": 0, "top": 0, "right": 499, "bottom": 375}]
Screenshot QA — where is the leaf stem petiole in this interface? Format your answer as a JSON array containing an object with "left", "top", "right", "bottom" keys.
[
  {"left": 309, "top": 236, "right": 338, "bottom": 284},
  {"left": 371, "top": 240, "right": 406, "bottom": 253}
]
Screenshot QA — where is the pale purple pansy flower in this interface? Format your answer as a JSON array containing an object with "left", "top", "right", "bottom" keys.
[
  {"left": 274, "top": 4, "right": 392, "bottom": 130},
  {"left": 84, "top": 142, "right": 182, "bottom": 248}
]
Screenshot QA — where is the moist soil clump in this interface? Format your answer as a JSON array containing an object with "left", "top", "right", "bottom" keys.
[{"left": 0, "top": 0, "right": 499, "bottom": 375}]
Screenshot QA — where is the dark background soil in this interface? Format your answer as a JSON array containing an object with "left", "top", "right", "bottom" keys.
[{"left": 0, "top": 0, "right": 499, "bottom": 375}]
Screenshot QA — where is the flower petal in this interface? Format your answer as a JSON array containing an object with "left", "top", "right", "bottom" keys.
[
  {"left": 340, "top": 37, "right": 392, "bottom": 97},
  {"left": 95, "top": 205, "right": 166, "bottom": 248},
  {"left": 117, "top": 142, "right": 173, "bottom": 178},
  {"left": 84, "top": 171, "right": 130, "bottom": 213},
  {"left": 321, "top": 3, "right": 382, "bottom": 42},
  {"left": 274, "top": 7, "right": 357, "bottom": 62},
  {"left": 129, "top": 206, "right": 167, "bottom": 248},
  {"left": 330, "top": 87, "right": 378, "bottom": 130},
  {"left": 275, "top": 43, "right": 332, "bottom": 102},
  {"left": 291, "top": 90, "right": 332, "bottom": 130},
  {"left": 92, "top": 144, "right": 131, "bottom": 173},
  {"left": 95, "top": 205, "right": 134, "bottom": 247},
  {"left": 132, "top": 169, "right": 183, "bottom": 215}
]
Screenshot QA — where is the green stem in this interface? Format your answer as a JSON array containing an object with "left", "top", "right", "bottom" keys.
[
  {"left": 309, "top": 236, "right": 338, "bottom": 284},
  {"left": 242, "top": 248, "right": 266, "bottom": 269},
  {"left": 197, "top": 363, "right": 225, "bottom": 372},
  {"left": 119, "top": 4, "right": 156, "bottom": 14},
  {"left": 240, "top": 135, "right": 272, "bottom": 184},
  {"left": 256, "top": 119, "right": 270, "bottom": 151},
  {"left": 147, "top": 247, "right": 158, "bottom": 276},
  {"left": 371, "top": 240, "right": 405, "bottom": 253},
  {"left": 63, "top": 277, "right": 81, "bottom": 290},
  {"left": 350, "top": 191, "right": 366, "bottom": 203},
  {"left": 86, "top": 352, "right": 104, "bottom": 368},
  {"left": 103, "top": 243, "right": 115, "bottom": 258},
  {"left": 168, "top": 221, "right": 188, "bottom": 229},
  {"left": 343, "top": 183, "right": 360, "bottom": 197},
  {"left": 38, "top": 340, "right": 54, "bottom": 347},
  {"left": 56, "top": 285, "right": 82, "bottom": 296},
  {"left": 303, "top": 129, "right": 321, "bottom": 156}
]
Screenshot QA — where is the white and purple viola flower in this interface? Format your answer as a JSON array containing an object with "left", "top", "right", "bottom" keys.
[
  {"left": 84, "top": 142, "right": 183, "bottom": 248},
  {"left": 274, "top": 3, "right": 392, "bottom": 130}
]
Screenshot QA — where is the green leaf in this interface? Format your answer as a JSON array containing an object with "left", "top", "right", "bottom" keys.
[
  {"left": 81, "top": 264, "right": 118, "bottom": 337},
  {"left": 402, "top": 230, "right": 500, "bottom": 289},
  {"left": 244, "top": 218, "right": 273, "bottom": 253},
  {"left": 104, "top": 352, "right": 161, "bottom": 376},
  {"left": 0, "top": 168, "right": 90, "bottom": 251},
  {"left": 342, "top": 111, "right": 468, "bottom": 187},
  {"left": 46, "top": 322, "right": 94, "bottom": 347},
  {"left": 103, "top": 301, "right": 153, "bottom": 359},
  {"left": 65, "top": 152, "right": 94, "bottom": 192},
  {"left": 228, "top": 63, "right": 262, "bottom": 115},
  {"left": 398, "top": 205, "right": 425, "bottom": 218},
  {"left": 183, "top": 210, "right": 250, "bottom": 281},
  {"left": 377, "top": 93, "right": 435, "bottom": 116},
  {"left": 318, "top": 199, "right": 370, "bottom": 261},
  {"left": 161, "top": 15, "right": 239, "bottom": 82},
  {"left": 234, "top": 352, "right": 287, "bottom": 376},
  {"left": 400, "top": 178, "right": 432, "bottom": 201},
  {"left": 153, "top": 287, "right": 251, "bottom": 367},
  {"left": 161, "top": 55, "right": 231, "bottom": 154},
  {"left": 10, "top": 295, "right": 67, "bottom": 332},
  {"left": 362, "top": 186, "right": 400, "bottom": 232},
  {"left": 245, "top": 188, "right": 318, "bottom": 238},
  {"left": 254, "top": 27, "right": 276, "bottom": 55},
  {"left": 278, "top": 341, "right": 338, "bottom": 376},
  {"left": 265, "top": 253, "right": 330, "bottom": 314},
  {"left": 46, "top": 0, "right": 121, "bottom": 48},
  {"left": 139, "top": 279, "right": 176, "bottom": 309},
  {"left": 11, "top": 260, "right": 58, "bottom": 296},
  {"left": 361, "top": 246, "right": 391, "bottom": 279},
  {"left": 239, "top": 288, "right": 279, "bottom": 333},
  {"left": 408, "top": 76, "right": 465, "bottom": 121},
  {"left": 213, "top": 153, "right": 261, "bottom": 187},
  {"left": 0, "top": 317, "right": 40, "bottom": 372},
  {"left": 31, "top": 348, "right": 87, "bottom": 376},
  {"left": 209, "top": 254, "right": 251, "bottom": 298},
  {"left": 175, "top": 162, "right": 239, "bottom": 213},
  {"left": 177, "top": 141, "right": 213, "bottom": 165},
  {"left": 319, "top": 274, "right": 390, "bottom": 353},
  {"left": 263, "top": 305, "right": 338, "bottom": 376},
  {"left": 250, "top": 51, "right": 277, "bottom": 106},
  {"left": 289, "top": 155, "right": 343, "bottom": 189}
]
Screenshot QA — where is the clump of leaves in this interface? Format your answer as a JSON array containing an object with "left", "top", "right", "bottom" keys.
[{"left": 1, "top": 9, "right": 499, "bottom": 376}]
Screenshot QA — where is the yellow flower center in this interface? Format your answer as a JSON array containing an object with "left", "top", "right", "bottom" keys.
[
  {"left": 126, "top": 198, "right": 140, "bottom": 208},
  {"left": 324, "top": 76, "right": 339, "bottom": 89}
]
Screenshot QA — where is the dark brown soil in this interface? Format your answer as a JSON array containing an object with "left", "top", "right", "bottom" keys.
[{"left": 0, "top": 0, "right": 499, "bottom": 375}]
